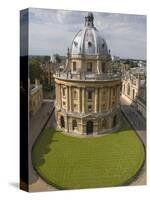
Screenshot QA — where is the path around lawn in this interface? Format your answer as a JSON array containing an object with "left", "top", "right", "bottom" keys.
[{"left": 121, "top": 96, "right": 146, "bottom": 186}]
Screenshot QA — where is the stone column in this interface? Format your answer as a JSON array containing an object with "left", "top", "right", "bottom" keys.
[
  {"left": 78, "top": 88, "right": 82, "bottom": 112},
  {"left": 80, "top": 118, "right": 83, "bottom": 134},
  {"left": 82, "top": 88, "right": 85, "bottom": 113},
  {"left": 118, "top": 86, "right": 121, "bottom": 105},
  {"left": 69, "top": 86, "right": 72, "bottom": 112},
  {"left": 66, "top": 116, "right": 69, "bottom": 132},
  {"left": 107, "top": 87, "right": 110, "bottom": 110},
  {"left": 109, "top": 87, "right": 112, "bottom": 110},
  {"left": 59, "top": 84, "right": 62, "bottom": 108},
  {"left": 99, "top": 88, "right": 101, "bottom": 112},
  {"left": 95, "top": 88, "right": 99, "bottom": 112},
  {"left": 116, "top": 86, "right": 118, "bottom": 105},
  {"left": 55, "top": 83, "right": 57, "bottom": 103},
  {"left": 96, "top": 55, "right": 100, "bottom": 74},
  {"left": 66, "top": 86, "right": 69, "bottom": 111},
  {"left": 93, "top": 121, "right": 99, "bottom": 135},
  {"left": 99, "top": 61, "right": 102, "bottom": 73}
]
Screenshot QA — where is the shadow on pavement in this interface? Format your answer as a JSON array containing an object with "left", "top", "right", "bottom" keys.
[
  {"left": 29, "top": 106, "right": 56, "bottom": 185},
  {"left": 121, "top": 104, "right": 146, "bottom": 131}
]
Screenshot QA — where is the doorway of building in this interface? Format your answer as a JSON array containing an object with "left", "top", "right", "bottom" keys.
[
  {"left": 60, "top": 116, "right": 65, "bottom": 128},
  {"left": 86, "top": 121, "right": 93, "bottom": 135}
]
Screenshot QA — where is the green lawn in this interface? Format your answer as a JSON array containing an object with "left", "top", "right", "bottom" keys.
[{"left": 32, "top": 119, "right": 145, "bottom": 189}]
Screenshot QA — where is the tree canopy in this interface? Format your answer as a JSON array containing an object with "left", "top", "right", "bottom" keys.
[{"left": 29, "top": 59, "right": 43, "bottom": 83}]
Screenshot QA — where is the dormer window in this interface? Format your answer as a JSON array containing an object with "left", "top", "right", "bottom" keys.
[
  {"left": 74, "top": 41, "right": 78, "bottom": 47},
  {"left": 88, "top": 41, "right": 92, "bottom": 47}
]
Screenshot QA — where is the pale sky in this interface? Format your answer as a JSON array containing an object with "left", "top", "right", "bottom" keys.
[{"left": 21, "top": 8, "right": 146, "bottom": 59}]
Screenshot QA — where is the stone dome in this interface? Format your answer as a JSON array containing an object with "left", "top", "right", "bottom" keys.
[{"left": 71, "top": 12, "right": 109, "bottom": 56}]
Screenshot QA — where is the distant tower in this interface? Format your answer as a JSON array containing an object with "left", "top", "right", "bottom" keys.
[{"left": 54, "top": 12, "right": 121, "bottom": 136}]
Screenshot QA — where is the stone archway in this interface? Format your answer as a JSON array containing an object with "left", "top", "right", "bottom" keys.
[
  {"left": 60, "top": 116, "right": 65, "bottom": 128},
  {"left": 86, "top": 121, "right": 93, "bottom": 135}
]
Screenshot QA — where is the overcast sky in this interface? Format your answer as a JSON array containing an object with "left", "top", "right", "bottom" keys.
[{"left": 26, "top": 8, "right": 146, "bottom": 59}]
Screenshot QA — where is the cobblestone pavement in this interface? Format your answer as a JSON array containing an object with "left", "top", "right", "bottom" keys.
[
  {"left": 120, "top": 96, "right": 146, "bottom": 186},
  {"left": 28, "top": 101, "right": 57, "bottom": 192}
]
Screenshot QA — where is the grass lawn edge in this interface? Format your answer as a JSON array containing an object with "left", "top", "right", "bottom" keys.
[{"left": 31, "top": 114, "right": 146, "bottom": 189}]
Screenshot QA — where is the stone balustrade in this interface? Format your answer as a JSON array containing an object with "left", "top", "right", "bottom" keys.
[{"left": 55, "top": 71, "right": 121, "bottom": 81}]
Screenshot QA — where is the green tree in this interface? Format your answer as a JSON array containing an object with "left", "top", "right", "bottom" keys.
[{"left": 29, "top": 59, "right": 43, "bottom": 83}]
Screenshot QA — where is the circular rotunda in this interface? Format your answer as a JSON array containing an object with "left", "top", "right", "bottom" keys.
[{"left": 54, "top": 12, "right": 121, "bottom": 136}]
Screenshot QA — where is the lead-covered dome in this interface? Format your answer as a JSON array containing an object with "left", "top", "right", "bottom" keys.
[{"left": 71, "top": 12, "right": 109, "bottom": 56}]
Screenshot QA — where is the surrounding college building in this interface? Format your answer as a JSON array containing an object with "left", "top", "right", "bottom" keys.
[
  {"left": 40, "top": 58, "right": 56, "bottom": 87},
  {"left": 122, "top": 68, "right": 146, "bottom": 118},
  {"left": 29, "top": 79, "right": 43, "bottom": 115},
  {"left": 54, "top": 12, "right": 121, "bottom": 136}
]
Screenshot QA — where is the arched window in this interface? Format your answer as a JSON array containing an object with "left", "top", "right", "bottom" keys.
[
  {"left": 88, "top": 91, "right": 92, "bottom": 100},
  {"left": 74, "top": 90, "right": 77, "bottom": 98},
  {"left": 101, "top": 103, "right": 106, "bottom": 111},
  {"left": 87, "top": 62, "right": 92, "bottom": 72},
  {"left": 60, "top": 116, "right": 65, "bottom": 128},
  {"left": 72, "top": 120, "right": 77, "bottom": 130},
  {"left": 127, "top": 83, "right": 130, "bottom": 95},
  {"left": 88, "top": 105, "right": 92, "bottom": 112}
]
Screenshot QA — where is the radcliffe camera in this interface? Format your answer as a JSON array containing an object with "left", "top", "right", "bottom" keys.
[{"left": 20, "top": 8, "right": 146, "bottom": 192}]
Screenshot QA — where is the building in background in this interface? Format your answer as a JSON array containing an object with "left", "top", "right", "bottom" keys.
[
  {"left": 29, "top": 79, "right": 43, "bottom": 115},
  {"left": 122, "top": 67, "right": 146, "bottom": 118},
  {"left": 40, "top": 57, "right": 56, "bottom": 87}
]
